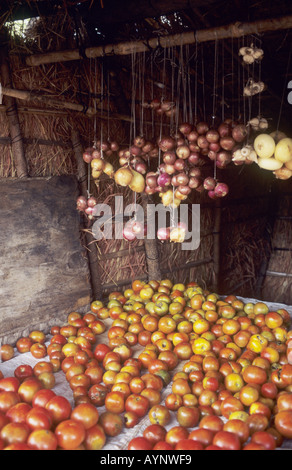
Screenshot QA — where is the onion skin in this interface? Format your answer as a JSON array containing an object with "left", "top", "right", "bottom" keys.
[
  {"left": 157, "top": 227, "right": 171, "bottom": 241},
  {"left": 114, "top": 167, "right": 134, "bottom": 187},
  {"left": 77, "top": 196, "right": 88, "bottom": 212},
  {"left": 214, "top": 182, "right": 229, "bottom": 198}
]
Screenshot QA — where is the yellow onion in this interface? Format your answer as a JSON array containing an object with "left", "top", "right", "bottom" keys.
[
  {"left": 103, "top": 161, "right": 115, "bottom": 178},
  {"left": 274, "top": 138, "right": 292, "bottom": 163},
  {"left": 170, "top": 227, "right": 186, "bottom": 243},
  {"left": 254, "top": 134, "right": 276, "bottom": 159},
  {"left": 257, "top": 157, "right": 283, "bottom": 171},
  {"left": 114, "top": 167, "right": 133, "bottom": 187},
  {"left": 91, "top": 158, "right": 105, "bottom": 171},
  {"left": 92, "top": 169, "right": 102, "bottom": 179},
  {"left": 273, "top": 167, "right": 292, "bottom": 180},
  {"left": 128, "top": 169, "right": 146, "bottom": 193}
]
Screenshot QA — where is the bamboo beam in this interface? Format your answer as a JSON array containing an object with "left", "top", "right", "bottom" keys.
[
  {"left": 0, "top": 49, "right": 28, "bottom": 178},
  {"left": 1, "top": 86, "right": 97, "bottom": 116},
  {"left": 25, "top": 15, "right": 292, "bottom": 67}
]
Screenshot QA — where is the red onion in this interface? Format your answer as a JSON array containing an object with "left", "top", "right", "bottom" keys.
[
  {"left": 196, "top": 122, "right": 209, "bottom": 135},
  {"left": 123, "top": 224, "right": 137, "bottom": 241},
  {"left": 157, "top": 227, "right": 171, "bottom": 241},
  {"left": 145, "top": 186, "right": 157, "bottom": 195},
  {"left": 142, "top": 141, "right": 154, "bottom": 154},
  {"left": 206, "top": 129, "right": 220, "bottom": 143},
  {"left": 163, "top": 151, "right": 176, "bottom": 165},
  {"left": 220, "top": 137, "right": 236, "bottom": 151},
  {"left": 174, "top": 158, "right": 187, "bottom": 172},
  {"left": 176, "top": 145, "right": 191, "bottom": 160},
  {"left": 179, "top": 122, "right": 193, "bottom": 135},
  {"left": 232, "top": 124, "right": 248, "bottom": 143},
  {"left": 130, "top": 145, "right": 142, "bottom": 157},
  {"left": 216, "top": 151, "right": 232, "bottom": 168},
  {"left": 134, "top": 162, "right": 147, "bottom": 174},
  {"left": 189, "top": 168, "right": 202, "bottom": 178},
  {"left": 110, "top": 141, "right": 119, "bottom": 152},
  {"left": 187, "top": 130, "right": 199, "bottom": 142},
  {"left": 133, "top": 136, "right": 146, "bottom": 148},
  {"left": 209, "top": 142, "right": 221, "bottom": 152},
  {"left": 197, "top": 135, "right": 209, "bottom": 149},
  {"left": 158, "top": 136, "right": 176, "bottom": 152},
  {"left": 208, "top": 150, "right": 217, "bottom": 161},
  {"left": 87, "top": 196, "right": 98, "bottom": 207},
  {"left": 146, "top": 172, "right": 158, "bottom": 188},
  {"left": 188, "top": 176, "right": 202, "bottom": 189},
  {"left": 203, "top": 177, "right": 216, "bottom": 191},
  {"left": 83, "top": 148, "right": 93, "bottom": 164},
  {"left": 208, "top": 190, "right": 217, "bottom": 200},
  {"left": 76, "top": 196, "right": 88, "bottom": 211},
  {"left": 176, "top": 172, "right": 189, "bottom": 186},
  {"left": 85, "top": 206, "right": 94, "bottom": 218},
  {"left": 131, "top": 220, "right": 144, "bottom": 235},
  {"left": 188, "top": 152, "right": 201, "bottom": 166},
  {"left": 178, "top": 185, "right": 192, "bottom": 196},
  {"left": 218, "top": 122, "right": 231, "bottom": 138},
  {"left": 214, "top": 182, "right": 229, "bottom": 198},
  {"left": 157, "top": 172, "right": 172, "bottom": 188},
  {"left": 164, "top": 164, "right": 176, "bottom": 175}
]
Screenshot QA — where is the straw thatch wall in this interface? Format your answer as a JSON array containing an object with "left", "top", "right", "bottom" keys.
[{"left": 0, "top": 15, "right": 291, "bottom": 305}]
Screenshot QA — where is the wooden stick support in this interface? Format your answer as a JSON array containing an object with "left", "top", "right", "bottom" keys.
[
  {"left": 25, "top": 15, "right": 292, "bottom": 66},
  {"left": 141, "top": 193, "right": 162, "bottom": 281},
  {"left": 0, "top": 50, "right": 28, "bottom": 178},
  {"left": 71, "top": 129, "right": 103, "bottom": 300}
]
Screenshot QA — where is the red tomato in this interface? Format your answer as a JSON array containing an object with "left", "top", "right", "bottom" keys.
[
  {"left": 128, "top": 436, "right": 153, "bottom": 450},
  {"left": 189, "top": 428, "right": 214, "bottom": 447},
  {"left": 143, "top": 424, "right": 167, "bottom": 446},
  {"left": 14, "top": 365, "right": 34, "bottom": 382},
  {"left": 153, "top": 441, "right": 174, "bottom": 450},
  {"left": 71, "top": 403, "right": 99, "bottom": 430},
  {"left": 223, "top": 419, "right": 250, "bottom": 444},
  {"left": 199, "top": 414, "right": 224, "bottom": 433},
  {"left": 213, "top": 430, "right": 241, "bottom": 450},
  {"left": 27, "top": 429, "right": 58, "bottom": 450},
  {"left": 32, "top": 389, "right": 56, "bottom": 408},
  {"left": 55, "top": 419, "right": 86, "bottom": 450},
  {"left": 0, "top": 391, "right": 20, "bottom": 413},
  {"left": 84, "top": 423, "right": 106, "bottom": 450},
  {"left": 0, "top": 412, "right": 10, "bottom": 430},
  {"left": 0, "top": 344, "right": 14, "bottom": 362},
  {"left": 274, "top": 410, "right": 292, "bottom": 439},
  {"left": 0, "top": 377, "right": 20, "bottom": 393},
  {"left": 125, "top": 394, "right": 150, "bottom": 418},
  {"left": 105, "top": 391, "right": 125, "bottom": 414},
  {"left": 175, "top": 439, "right": 204, "bottom": 450},
  {"left": 0, "top": 422, "right": 30, "bottom": 446},
  {"left": 251, "top": 431, "right": 276, "bottom": 450},
  {"left": 45, "top": 396, "right": 72, "bottom": 425},
  {"left": 88, "top": 384, "right": 108, "bottom": 406},
  {"left": 17, "top": 378, "right": 42, "bottom": 404},
  {"left": 98, "top": 411, "right": 123, "bottom": 437},
  {"left": 6, "top": 402, "right": 32, "bottom": 424},
  {"left": 165, "top": 426, "right": 189, "bottom": 447},
  {"left": 25, "top": 406, "right": 53, "bottom": 430},
  {"left": 94, "top": 343, "right": 111, "bottom": 362}
]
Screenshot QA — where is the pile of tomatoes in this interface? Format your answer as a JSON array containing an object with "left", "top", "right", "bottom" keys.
[{"left": 1, "top": 278, "right": 292, "bottom": 450}]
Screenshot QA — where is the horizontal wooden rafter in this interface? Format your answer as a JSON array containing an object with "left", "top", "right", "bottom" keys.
[{"left": 25, "top": 15, "right": 292, "bottom": 67}]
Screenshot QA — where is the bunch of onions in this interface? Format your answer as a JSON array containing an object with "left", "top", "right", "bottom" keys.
[
  {"left": 122, "top": 219, "right": 145, "bottom": 241},
  {"left": 76, "top": 195, "right": 98, "bottom": 220}
]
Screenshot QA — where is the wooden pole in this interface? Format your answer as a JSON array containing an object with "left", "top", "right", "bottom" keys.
[
  {"left": 141, "top": 193, "right": 162, "bottom": 281},
  {"left": 71, "top": 129, "right": 103, "bottom": 300},
  {"left": 213, "top": 199, "right": 222, "bottom": 293},
  {"left": 0, "top": 49, "right": 28, "bottom": 178},
  {"left": 25, "top": 15, "right": 292, "bottom": 67}
]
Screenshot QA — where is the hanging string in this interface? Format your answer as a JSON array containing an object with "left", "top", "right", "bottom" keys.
[
  {"left": 139, "top": 50, "right": 146, "bottom": 137},
  {"left": 194, "top": 38, "right": 198, "bottom": 125},
  {"left": 212, "top": 37, "right": 219, "bottom": 128},
  {"left": 276, "top": 37, "right": 292, "bottom": 133},
  {"left": 100, "top": 58, "right": 104, "bottom": 157},
  {"left": 201, "top": 44, "right": 206, "bottom": 122},
  {"left": 130, "top": 48, "right": 138, "bottom": 146},
  {"left": 221, "top": 39, "right": 225, "bottom": 123}
]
